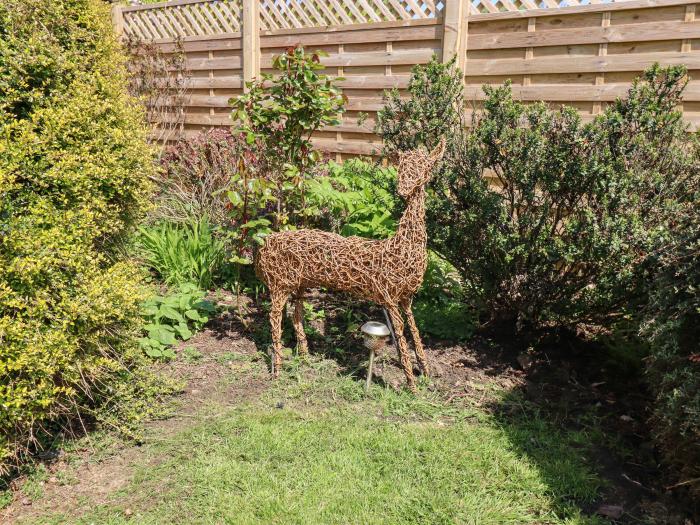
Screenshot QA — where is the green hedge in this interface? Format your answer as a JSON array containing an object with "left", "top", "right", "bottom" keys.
[
  {"left": 642, "top": 203, "right": 700, "bottom": 500},
  {"left": 0, "top": 0, "right": 156, "bottom": 470}
]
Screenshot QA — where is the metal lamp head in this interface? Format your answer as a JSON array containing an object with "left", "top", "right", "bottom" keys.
[{"left": 361, "top": 321, "right": 390, "bottom": 352}]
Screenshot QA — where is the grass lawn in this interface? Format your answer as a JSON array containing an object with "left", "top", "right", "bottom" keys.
[{"left": 18, "top": 352, "right": 607, "bottom": 525}]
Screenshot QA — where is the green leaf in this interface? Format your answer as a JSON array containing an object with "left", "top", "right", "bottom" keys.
[
  {"left": 176, "top": 323, "right": 193, "bottom": 340},
  {"left": 160, "top": 305, "right": 185, "bottom": 323},
  {"left": 144, "top": 347, "right": 163, "bottom": 358},
  {"left": 185, "top": 309, "right": 202, "bottom": 321},
  {"left": 148, "top": 326, "right": 177, "bottom": 346},
  {"left": 230, "top": 255, "right": 252, "bottom": 265}
]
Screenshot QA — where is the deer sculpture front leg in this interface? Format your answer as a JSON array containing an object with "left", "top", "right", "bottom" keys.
[
  {"left": 269, "top": 290, "right": 288, "bottom": 376},
  {"left": 292, "top": 293, "right": 308, "bottom": 356},
  {"left": 401, "top": 297, "right": 430, "bottom": 377},
  {"left": 385, "top": 303, "right": 417, "bottom": 392}
]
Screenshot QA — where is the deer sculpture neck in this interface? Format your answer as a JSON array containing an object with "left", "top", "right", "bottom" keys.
[{"left": 391, "top": 185, "right": 427, "bottom": 252}]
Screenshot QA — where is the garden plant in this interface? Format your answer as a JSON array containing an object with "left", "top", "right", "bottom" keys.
[{"left": 378, "top": 58, "right": 700, "bottom": 499}]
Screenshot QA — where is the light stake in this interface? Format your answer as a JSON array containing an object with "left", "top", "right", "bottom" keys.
[{"left": 360, "top": 321, "right": 391, "bottom": 391}]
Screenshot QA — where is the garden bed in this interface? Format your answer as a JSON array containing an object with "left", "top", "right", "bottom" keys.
[{"left": 2, "top": 291, "right": 692, "bottom": 524}]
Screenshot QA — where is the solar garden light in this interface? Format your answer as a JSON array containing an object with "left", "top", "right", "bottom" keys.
[{"left": 360, "top": 321, "right": 391, "bottom": 391}]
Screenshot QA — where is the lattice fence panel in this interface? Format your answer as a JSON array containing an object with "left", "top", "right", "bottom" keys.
[
  {"left": 123, "top": 0, "right": 242, "bottom": 40},
  {"left": 121, "top": 0, "right": 631, "bottom": 39},
  {"left": 258, "top": 0, "right": 443, "bottom": 30},
  {"left": 469, "top": 0, "right": 615, "bottom": 13}
]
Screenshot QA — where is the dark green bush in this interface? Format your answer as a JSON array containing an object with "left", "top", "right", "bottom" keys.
[
  {"left": 414, "top": 253, "right": 475, "bottom": 341},
  {"left": 0, "top": 0, "right": 161, "bottom": 471},
  {"left": 425, "top": 65, "right": 696, "bottom": 329},
  {"left": 642, "top": 201, "right": 700, "bottom": 499},
  {"left": 377, "top": 55, "right": 463, "bottom": 155}
]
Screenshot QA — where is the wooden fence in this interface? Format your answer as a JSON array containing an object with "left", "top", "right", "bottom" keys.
[{"left": 113, "top": 0, "right": 700, "bottom": 157}]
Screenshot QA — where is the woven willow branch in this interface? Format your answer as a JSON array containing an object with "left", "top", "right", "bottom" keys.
[{"left": 256, "top": 140, "right": 446, "bottom": 390}]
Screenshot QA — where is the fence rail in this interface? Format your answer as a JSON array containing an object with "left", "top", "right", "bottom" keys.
[{"left": 114, "top": 0, "right": 700, "bottom": 157}]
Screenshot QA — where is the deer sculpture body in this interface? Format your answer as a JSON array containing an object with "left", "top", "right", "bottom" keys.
[{"left": 255, "top": 141, "right": 445, "bottom": 390}]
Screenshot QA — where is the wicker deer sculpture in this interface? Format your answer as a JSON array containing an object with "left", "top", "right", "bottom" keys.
[{"left": 255, "top": 140, "right": 446, "bottom": 390}]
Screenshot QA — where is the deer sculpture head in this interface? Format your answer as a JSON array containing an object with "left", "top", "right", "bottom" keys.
[{"left": 396, "top": 139, "right": 446, "bottom": 198}]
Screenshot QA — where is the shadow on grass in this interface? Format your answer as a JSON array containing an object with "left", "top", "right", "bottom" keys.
[
  {"left": 487, "top": 389, "right": 606, "bottom": 523},
  {"left": 475, "top": 334, "right": 684, "bottom": 525}
]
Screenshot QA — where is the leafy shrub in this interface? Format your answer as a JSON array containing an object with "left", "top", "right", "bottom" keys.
[
  {"left": 139, "top": 285, "right": 216, "bottom": 359},
  {"left": 223, "top": 146, "right": 277, "bottom": 267},
  {"left": 156, "top": 129, "right": 257, "bottom": 227},
  {"left": 0, "top": 0, "right": 160, "bottom": 471},
  {"left": 377, "top": 55, "right": 462, "bottom": 155},
  {"left": 425, "top": 64, "right": 697, "bottom": 329},
  {"left": 137, "top": 216, "right": 226, "bottom": 290},
  {"left": 641, "top": 202, "right": 700, "bottom": 499},
  {"left": 306, "top": 160, "right": 398, "bottom": 239},
  {"left": 414, "top": 253, "right": 475, "bottom": 341},
  {"left": 231, "top": 46, "right": 345, "bottom": 228}
]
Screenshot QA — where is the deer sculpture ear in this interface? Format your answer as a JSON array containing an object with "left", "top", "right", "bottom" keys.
[
  {"left": 419, "top": 137, "right": 446, "bottom": 185},
  {"left": 429, "top": 137, "right": 447, "bottom": 163}
]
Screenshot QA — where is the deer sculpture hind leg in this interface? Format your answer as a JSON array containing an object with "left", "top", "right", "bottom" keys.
[
  {"left": 401, "top": 297, "right": 430, "bottom": 377},
  {"left": 292, "top": 293, "right": 309, "bottom": 356},
  {"left": 385, "top": 304, "right": 417, "bottom": 392},
  {"left": 269, "top": 289, "right": 289, "bottom": 376}
]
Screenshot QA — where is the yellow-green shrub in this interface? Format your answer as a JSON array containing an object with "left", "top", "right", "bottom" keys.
[{"left": 0, "top": 0, "right": 158, "bottom": 471}]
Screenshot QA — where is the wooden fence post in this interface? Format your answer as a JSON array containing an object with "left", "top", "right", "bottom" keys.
[
  {"left": 242, "top": 0, "right": 261, "bottom": 91},
  {"left": 111, "top": 4, "right": 125, "bottom": 39},
  {"left": 441, "top": 0, "right": 468, "bottom": 75}
]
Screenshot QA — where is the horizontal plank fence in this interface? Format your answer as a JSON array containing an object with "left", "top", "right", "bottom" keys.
[{"left": 114, "top": 0, "right": 700, "bottom": 158}]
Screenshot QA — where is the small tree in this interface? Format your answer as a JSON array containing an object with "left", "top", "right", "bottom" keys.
[
  {"left": 376, "top": 55, "right": 463, "bottom": 155},
  {"left": 231, "top": 46, "right": 345, "bottom": 228}
]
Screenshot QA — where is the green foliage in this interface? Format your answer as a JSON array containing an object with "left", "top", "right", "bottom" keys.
[
  {"left": 641, "top": 200, "right": 700, "bottom": 498},
  {"left": 231, "top": 46, "right": 345, "bottom": 228},
  {"left": 414, "top": 253, "right": 475, "bottom": 341},
  {"left": 306, "top": 160, "right": 398, "bottom": 239},
  {"left": 154, "top": 128, "right": 273, "bottom": 275},
  {"left": 139, "top": 285, "right": 216, "bottom": 360},
  {"left": 137, "top": 217, "right": 226, "bottom": 290},
  {"left": 0, "top": 0, "right": 158, "bottom": 472},
  {"left": 223, "top": 149, "right": 277, "bottom": 266},
  {"left": 426, "top": 64, "right": 697, "bottom": 329},
  {"left": 376, "top": 55, "right": 463, "bottom": 155}
]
